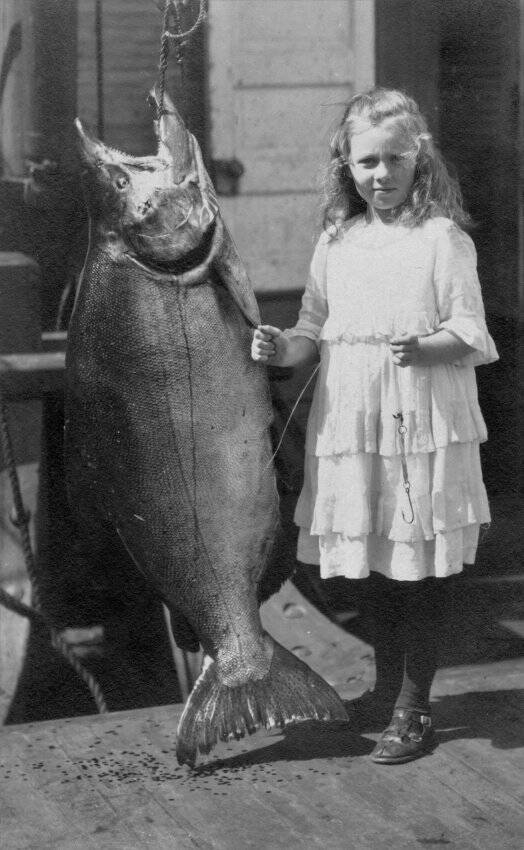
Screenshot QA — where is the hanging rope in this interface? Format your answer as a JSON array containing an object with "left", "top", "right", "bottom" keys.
[
  {"left": 157, "top": 0, "right": 207, "bottom": 118},
  {"left": 161, "top": 0, "right": 208, "bottom": 44},
  {"left": 0, "top": 390, "right": 107, "bottom": 713},
  {"left": 95, "top": 0, "right": 105, "bottom": 140}
]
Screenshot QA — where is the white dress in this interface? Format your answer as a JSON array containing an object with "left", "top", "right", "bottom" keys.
[{"left": 288, "top": 215, "right": 499, "bottom": 581}]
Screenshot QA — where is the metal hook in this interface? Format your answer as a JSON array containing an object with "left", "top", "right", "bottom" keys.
[
  {"left": 401, "top": 482, "right": 415, "bottom": 525},
  {"left": 393, "top": 411, "right": 415, "bottom": 525}
]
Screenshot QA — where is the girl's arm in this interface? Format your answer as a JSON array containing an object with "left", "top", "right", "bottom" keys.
[
  {"left": 393, "top": 223, "right": 499, "bottom": 368},
  {"left": 251, "top": 325, "right": 319, "bottom": 368},
  {"left": 390, "top": 330, "right": 475, "bottom": 367},
  {"left": 252, "top": 233, "right": 329, "bottom": 368}
]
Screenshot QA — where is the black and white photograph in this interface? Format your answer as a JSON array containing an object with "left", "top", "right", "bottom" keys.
[{"left": 0, "top": 1, "right": 522, "bottom": 847}]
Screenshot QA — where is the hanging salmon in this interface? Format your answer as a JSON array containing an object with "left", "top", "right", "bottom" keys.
[{"left": 65, "top": 88, "right": 347, "bottom": 767}]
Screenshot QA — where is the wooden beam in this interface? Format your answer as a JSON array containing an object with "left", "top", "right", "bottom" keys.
[{"left": 0, "top": 351, "right": 65, "bottom": 399}]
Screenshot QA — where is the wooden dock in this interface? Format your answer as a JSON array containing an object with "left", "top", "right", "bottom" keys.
[{"left": 1, "top": 581, "right": 523, "bottom": 850}]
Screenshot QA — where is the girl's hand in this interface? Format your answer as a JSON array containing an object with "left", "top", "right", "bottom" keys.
[
  {"left": 251, "top": 324, "right": 287, "bottom": 364},
  {"left": 390, "top": 334, "right": 421, "bottom": 367},
  {"left": 391, "top": 330, "right": 476, "bottom": 367}
]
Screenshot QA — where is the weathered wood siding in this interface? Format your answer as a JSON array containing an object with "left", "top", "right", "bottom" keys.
[
  {"left": 78, "top": 0, "right": 162, "bottom": 155},
  {"left": 77, "top": 1, "right": 374, "bottom": 294},
  {"left": 208, "top": 0, "right": 373, "bottom": 294}
]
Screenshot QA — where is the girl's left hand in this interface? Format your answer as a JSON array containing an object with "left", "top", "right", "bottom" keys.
[{"left": 390, "top": 334, "right": 421, "bottom": 367}]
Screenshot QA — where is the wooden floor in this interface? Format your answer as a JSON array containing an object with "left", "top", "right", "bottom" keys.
[{"left": 1, "top": 581, "right": 523, "bottom": 850}]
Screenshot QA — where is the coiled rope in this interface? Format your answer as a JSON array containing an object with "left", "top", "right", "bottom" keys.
[
  {"left": 157, "top": 0, "right": 207, "bottom": 118},
  {"left": 0, "top": 389, "right": 107, "bottom": 713}
]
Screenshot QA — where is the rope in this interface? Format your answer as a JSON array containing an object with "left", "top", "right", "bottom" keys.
[
  {"left": 157, "top": 0, "right": 207, "bottom": 118},
  {"left": 0, "top": 390, "right": 107, "bottom": 713},
  {"left": 161, "top": 0, "right": 207, "bottom": 43},
  {"left": 95, "top": 0, "right": 105, "bottom": 140}
]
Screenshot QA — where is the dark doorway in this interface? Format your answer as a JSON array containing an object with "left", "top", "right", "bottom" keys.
[{"left": 376, "top": 0, "right": 521, "bottom": 501}]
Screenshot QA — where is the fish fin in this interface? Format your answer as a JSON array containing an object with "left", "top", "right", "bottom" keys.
[
  {"left": 212, "top": 222, "right": 262, "bottom": 329},
  {"left": 176, "top": 637, "right": 347, "bottom": 767},
  {"left": 167, "top": 608, "right": 201, "bottom": 653},
  {"left": 187, "top": 131, "right": 260, "bottom": 329}
]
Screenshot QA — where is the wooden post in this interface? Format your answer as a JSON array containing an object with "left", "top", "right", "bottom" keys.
[{"left": 0, "top": 0, "right": 33, "bottom": 177}]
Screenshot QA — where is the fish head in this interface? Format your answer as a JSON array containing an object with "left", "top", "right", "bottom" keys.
[{"left": 74, "top": 103, "right": 218, "bottom": 269}]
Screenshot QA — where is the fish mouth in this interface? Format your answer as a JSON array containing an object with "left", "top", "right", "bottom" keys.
[{"left": 127, "top": 219, "right": 217, "bottom": 276}]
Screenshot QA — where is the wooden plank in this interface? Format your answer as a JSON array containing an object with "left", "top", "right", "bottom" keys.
[
  {"left": 261, "top": 581, "right": 374, "bottom": 698},
  {"left": 41, "top": 330, "right": 67, "bottom": 353},
  {"left": 0, "top": 351, "right": 65, "bottom": 399},
  {"left": 2, "top": 586, "right": 522, "bottom": 848},
  {"left": 1, "top": 691, "right": 523, "bottom": 850}
]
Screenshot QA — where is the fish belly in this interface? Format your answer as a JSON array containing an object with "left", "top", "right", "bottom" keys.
[{"left": 65, "top": 256, "right": 279, "bottom": 664}]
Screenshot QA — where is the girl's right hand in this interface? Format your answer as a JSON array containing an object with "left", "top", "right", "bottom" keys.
[{"left": 251, "top": 324, "right": 286, "bottom": 363}]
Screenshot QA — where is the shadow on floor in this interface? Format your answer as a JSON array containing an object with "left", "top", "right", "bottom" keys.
[
  {"left": 188, "top": 720, "right": 374, "bottom": 777},
  {"left": 295, "top": 566, "right": 524, "bottom": 670},
  {"left": 432, "top": 688, "right": 524, "bottom": 750}
]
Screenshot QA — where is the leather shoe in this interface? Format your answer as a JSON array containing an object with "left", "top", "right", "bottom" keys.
[{"left": 371, "top": 707, "right": 436, "bottom": 764}]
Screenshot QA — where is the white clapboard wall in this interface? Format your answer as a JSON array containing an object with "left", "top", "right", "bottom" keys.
[
  {"left": 78, "top": 1, "right": 374, "bottom": 294},
  {"left": 207, "top": 0, "right": 374, "bottom": 294}
]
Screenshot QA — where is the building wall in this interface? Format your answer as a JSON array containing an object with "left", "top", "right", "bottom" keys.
[
  {"left": 208, "top": 0, "right": 374, "bottom": 294},
  {"left": 78, "top": 0, "right": 161, "bottom": 154},
  {"left": 77, "top": 0, "right": 374, "bottom": 296}
]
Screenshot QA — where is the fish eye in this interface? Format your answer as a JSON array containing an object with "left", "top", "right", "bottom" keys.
[{"left": 115, "top": 175, "right": 129, "bottom": 190}]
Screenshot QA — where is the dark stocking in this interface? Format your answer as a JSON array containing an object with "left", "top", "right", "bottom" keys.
[
  {"left": 365, "top": 571, "right": 405, "bottom": 706},
  {"left": 394, "top": 577, "right": 449, "bottom": 714}
]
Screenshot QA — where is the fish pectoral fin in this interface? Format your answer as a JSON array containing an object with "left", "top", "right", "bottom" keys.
[
  {"left": 175, "top": 635, "right": 348, "bottom": 768},
  {"left": 166, "top": 606, "right": 200, "bottom": 653},
  {"left": 212, "top": 223, "right": 261, "bottom": 329}
]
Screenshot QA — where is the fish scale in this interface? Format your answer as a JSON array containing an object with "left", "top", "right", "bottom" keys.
[{"left": 65, "top": 86, "right": 347, "bottom": 767}]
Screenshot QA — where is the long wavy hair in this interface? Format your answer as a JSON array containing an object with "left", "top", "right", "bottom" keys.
[{"left": 322, "top": 87, "right": 471, "bottom": 232}]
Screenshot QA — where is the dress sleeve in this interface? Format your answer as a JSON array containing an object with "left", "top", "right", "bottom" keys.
[
  {"left": 434, "top": 223, "right": 499, "bottom": 366},
  {"left": 285, "top": 233, "right": 329, "bottom": 343}
]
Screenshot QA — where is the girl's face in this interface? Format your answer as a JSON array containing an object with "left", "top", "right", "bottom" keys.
[{"left": 347, "top": 118, "right": 417, "bottom": 220}]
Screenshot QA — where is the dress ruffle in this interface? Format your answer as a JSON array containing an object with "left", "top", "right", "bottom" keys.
[
  {"left": 296, "top": 526, "right": 482, "bottom": 580},
  {"left": 295, "top": 441, "right": 491, "bottom": 580},
  {"left": 305, "top": 340, "right": 488, "bottom": 457},
  {"left": 295, "top": 441, "right": 490, "bottom": 540}
]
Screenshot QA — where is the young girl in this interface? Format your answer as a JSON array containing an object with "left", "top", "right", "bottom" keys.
[{"left": 251, "top": 88, "right": 498, "bottom": 764}]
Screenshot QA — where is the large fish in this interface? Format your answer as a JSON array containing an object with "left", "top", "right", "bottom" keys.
[{"left": 65, "top": 88, "right": 347, "bottom": 766}]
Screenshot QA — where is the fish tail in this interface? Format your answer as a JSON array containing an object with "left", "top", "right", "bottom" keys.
[{"left": 175, "top": 637, "right": 348, "bottom": 767}]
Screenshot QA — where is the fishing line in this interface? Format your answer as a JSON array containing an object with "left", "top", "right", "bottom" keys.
[{"left": 264, "top": 361, "right": 320, "bottom": 473}]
